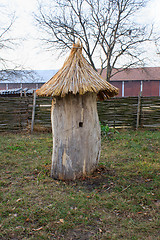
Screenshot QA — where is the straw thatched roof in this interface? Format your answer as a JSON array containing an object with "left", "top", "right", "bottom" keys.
[{"left": 36, "top": 41, "right": 118, "bottom": 100}]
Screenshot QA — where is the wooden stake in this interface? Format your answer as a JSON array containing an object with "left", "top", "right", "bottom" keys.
[
  {"left": 136, "top": 92, "right": 142, "bottom": 130},
  {"left": 31, "top": 91, "right": 36, "bottom": 133}
]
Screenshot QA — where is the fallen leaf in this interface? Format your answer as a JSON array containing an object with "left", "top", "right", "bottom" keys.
[{"left": 59, "top": 219, "right": 64, "bottom": 223}]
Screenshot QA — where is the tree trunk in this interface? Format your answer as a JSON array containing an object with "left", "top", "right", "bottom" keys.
[{"left": 51, "top": 92, "right": 101, "bottom": 180}]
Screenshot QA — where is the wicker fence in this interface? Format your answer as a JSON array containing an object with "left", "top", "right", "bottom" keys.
[
  {"left": 0, "top": 96, "right": 160, "bottom": 132},
  {"left": 98, "top": 96, "right": 160, "bottom": 128},
  {"left": 0, "top": 97, "right": 32, "bottom": 132}
]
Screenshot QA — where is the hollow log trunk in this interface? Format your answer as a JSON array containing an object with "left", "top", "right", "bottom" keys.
[{"left": 51, "top": 92, "right": 101, "bottom": 180}]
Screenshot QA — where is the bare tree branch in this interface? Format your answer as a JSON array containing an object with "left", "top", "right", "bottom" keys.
[
  {"left": 34, "top": 0, "right": 156, "bottom": 80},
  {"left": 0, "top": 4, "right": 35, "bottom": 83}
]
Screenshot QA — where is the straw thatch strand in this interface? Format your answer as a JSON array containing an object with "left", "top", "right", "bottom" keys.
[{"left": 36, "top": 42, "right": 118, "bottom": 100}]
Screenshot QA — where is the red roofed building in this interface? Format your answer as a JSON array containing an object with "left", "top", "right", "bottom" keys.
[
  {"left": 1, "top": 67, "right": 160, "bottom": 97},
  {"left": 101, "top": 67, "right": 160, "bottom": 97}
]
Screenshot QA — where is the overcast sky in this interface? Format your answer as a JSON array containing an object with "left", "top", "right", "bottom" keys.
[{"left": 1, "top": 0, "right": 160, "bottom": 70}]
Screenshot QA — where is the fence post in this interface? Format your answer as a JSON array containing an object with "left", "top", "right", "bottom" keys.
[
  {"left": 113, "top": 99, "right": 116, "bottom": 130},
  {"left": 31, "top": 91, "right": 36, "bottom": 133},
  {"left": 136, "top": 92, "right": 142, "bottom": 130}
]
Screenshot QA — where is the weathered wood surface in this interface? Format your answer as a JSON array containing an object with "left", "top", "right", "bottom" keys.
[
  {"left": 0, "top": 97, "right": 32, "bottom": 132},
  {"left": 97, "top": 97, "right": 138, "bottom": 128},
  {"left": 51, "top": 93, "right": 101, "bottom": 180},
  {"left": 141, "top": 97, "right": 160, "bottom": 128},
  {"left": 0, "top": 96, "right": 160, "bottom": 132},
  {"left": 28, "top": 97, "right": 52, "bottom": 129},
  {"left": 136, "top": 92, "right": 142, "bottom": 130},
  {"left": 31, "top": 91, "right": 36, "bottom": 133}
]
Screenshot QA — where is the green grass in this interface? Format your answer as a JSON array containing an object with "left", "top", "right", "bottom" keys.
[{"left": 0, "top": 130, "right": 160, "bottom": 239}]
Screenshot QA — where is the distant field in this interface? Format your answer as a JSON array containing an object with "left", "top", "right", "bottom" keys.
[{"left": 0, "top": 130, "right": 160, "bottom": 239}]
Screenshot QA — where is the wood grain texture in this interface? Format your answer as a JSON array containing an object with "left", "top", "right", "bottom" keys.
[{"left": 51, "top": 92, "right": 101, "bottom": 180}]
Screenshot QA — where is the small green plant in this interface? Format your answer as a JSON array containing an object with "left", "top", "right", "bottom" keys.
[
  {"left": 100, "top": 123, "right": 110, "bottom": 136},
  {"left": 100, "top": 123, "right": 118, "bottom": 137}
]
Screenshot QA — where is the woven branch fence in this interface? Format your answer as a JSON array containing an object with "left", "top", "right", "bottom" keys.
[{"left": 0, "top": 96, "right": 160, "bottom": 132}]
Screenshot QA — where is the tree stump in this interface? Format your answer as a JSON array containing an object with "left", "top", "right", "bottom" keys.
[{"left": 51, "top": 92, "right": 101, "bottom": 180}]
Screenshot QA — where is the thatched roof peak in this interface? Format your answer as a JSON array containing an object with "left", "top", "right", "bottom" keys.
[
  {"left": 72, "top": 39, "right": 83, "bottom": 51},
  {"left": 36, "top": 41, "right": 118, "bottom": 100}
]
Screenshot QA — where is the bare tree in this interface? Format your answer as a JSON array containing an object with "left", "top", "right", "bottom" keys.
[
  {"left": 34, "top": 0, "right": 154, "bottom": 80},
  {"left": 0, "top": 3, "right": 21, "bottom": 81},
  {"left": 0, "top": 3, "right": 17, "bottom": 68},
  {"left": 0, "top": 4, "right": 38, "bottom": 83}
]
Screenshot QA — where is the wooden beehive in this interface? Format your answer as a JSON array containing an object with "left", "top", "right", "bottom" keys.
[{"left": 36, "top": 41, "right": 118, "bottom": 180}]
